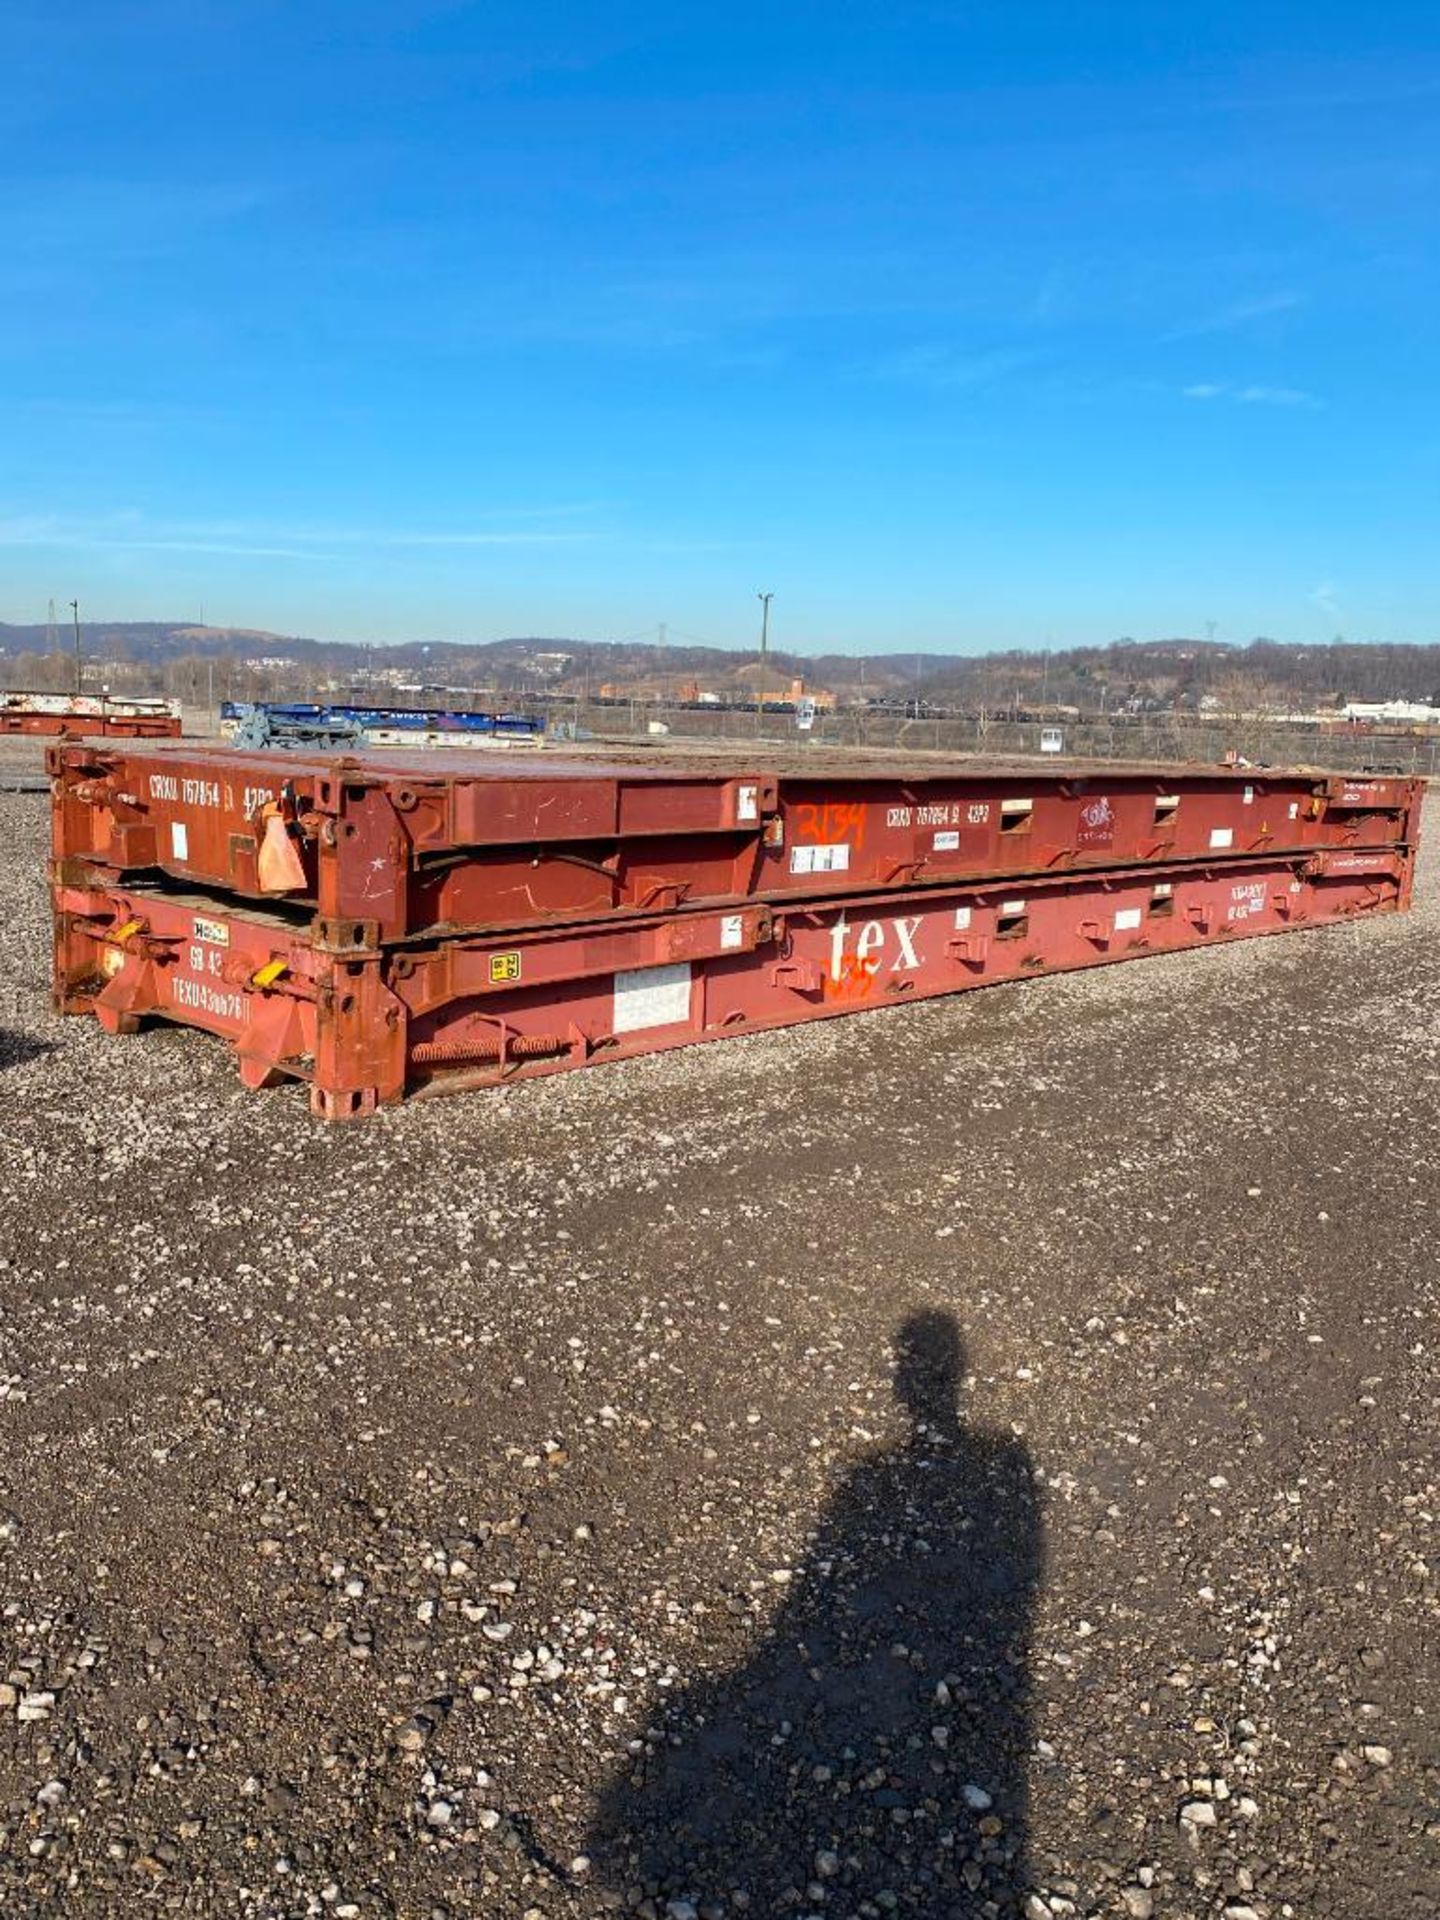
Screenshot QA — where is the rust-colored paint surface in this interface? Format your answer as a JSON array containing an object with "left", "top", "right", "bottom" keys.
[
  {"left": 48, "top": 742, "right": 1422, "bottom": 943},
  {"left": 53, "top": 845, "right": 1414, "bottom": 1117},
  {"left": 3, "top": 713, "right": 181, "bottom": 738}
]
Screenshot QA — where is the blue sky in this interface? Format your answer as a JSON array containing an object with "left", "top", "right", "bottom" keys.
[{"left": 2, "top": 1, "right": 1438, "bottom": 653}]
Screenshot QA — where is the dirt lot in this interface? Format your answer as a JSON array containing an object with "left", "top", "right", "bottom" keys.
[{"left": 0, "top": 772, "right": 1436, "bottom": 1920}]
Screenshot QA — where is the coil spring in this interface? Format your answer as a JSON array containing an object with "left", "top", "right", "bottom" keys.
[{"left": 411, "top": 1033, "right": 566, "bottom": 1065}]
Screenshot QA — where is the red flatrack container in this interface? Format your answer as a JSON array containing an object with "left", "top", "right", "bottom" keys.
[
  {"left": 53, "top": 845, "right": 1413, "bottom": 1117},
  {"left": 4, "top": 711, "right": 181, "bottom": 738},
  {"left": 49, "top": 742, "right": 1424, "bottom": 944}
]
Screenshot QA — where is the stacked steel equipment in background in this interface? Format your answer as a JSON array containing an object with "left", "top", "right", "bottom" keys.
[
  {"left": 2, "top": 691, "right": 181, "bottom": 739},
  {"left": 218, "top": 700, "right": 546, "bottom": 747},
  {"left": 49, "top": 743, "right": 1421, "bottom": 1117}
]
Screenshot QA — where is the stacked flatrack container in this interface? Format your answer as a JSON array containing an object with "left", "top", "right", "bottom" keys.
[
  {"left": 48, "top": 743, "right": 1421, "bottom": 1117},
  {"left": 2, "top": 691, "right": 181, "bottom": 739}
]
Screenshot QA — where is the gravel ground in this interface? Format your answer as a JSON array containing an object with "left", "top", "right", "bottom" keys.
[{"left": 0, "top": 780, "right": 1437, "bottom": 1920}]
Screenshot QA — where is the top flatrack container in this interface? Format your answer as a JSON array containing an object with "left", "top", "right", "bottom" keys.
[{"left": 49, "top": 742, "right": 1423, "bottom": 945}]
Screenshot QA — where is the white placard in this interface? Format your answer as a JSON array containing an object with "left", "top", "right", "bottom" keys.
[
  {"left": 1209, "top": 827, "right": 1234, "bottom": 849},
  {"left": 1114, "top": 907, "right": 1143, "bottom": 931},
  {"left": 613, "top": 962, "right": 693, "bottom": 1034},
  {"left": 790, "top": 843, "right": 850, "bottom": 875},
  {"left": 171, "top": 821, "right": 189, "bottom": 860}
]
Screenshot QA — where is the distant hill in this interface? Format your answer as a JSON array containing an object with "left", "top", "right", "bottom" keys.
[
  {"left": 2, "top": 620, "right": 1439, "bottom": 710},
  {"left": 0, "top": 620, "right": 967, "bottom": 694}
]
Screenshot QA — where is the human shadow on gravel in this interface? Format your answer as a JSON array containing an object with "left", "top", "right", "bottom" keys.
[
  {"left": 0, "top": 1028, "right": 52, "bottom": 1072},
  {"left": 588, "top": 1310, "right": 1042, "bottom": 1916}
]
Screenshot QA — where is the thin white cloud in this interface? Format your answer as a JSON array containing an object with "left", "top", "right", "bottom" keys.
[
  {"left": 1234, "top": 384, "right": 1316, "bottom": 407},
  {"left": 1181, "top": 381, "right": 1320, "bottom": 408},
  {"left": 1309, "top": 580, "right": 1342, "bottom": 622},
  {"left": 104, "top": 539, "right": 320, "bottom": 560},
  {"left": 876, "top": 344, "right": 1043, "bottom": 391},
  {"left": 312, "top": 528, "right": 593, "bottom": 548},
  {"left": 1029, "top": 266, "right": 1068, "bottom": 322},
  {"left": 1164, "top": 291, "right": 1306, "bottom": 341},
  {"left": 0, "top": 511, "right": 595, "bottom": 558}
]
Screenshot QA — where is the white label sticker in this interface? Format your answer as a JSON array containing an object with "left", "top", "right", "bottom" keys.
[
  {"left": 1209, "top": 827, "right": 1234, "bottom": 849},
  {"left": 1000, "top": 899, "right": 1026, "bottom": 917},
  {"left": 1114, "top": 907, "right": 1144, "bottom": 931},
  {"left": 932, "top": 829, "right": 960, "bottom": 852},
  {"left": 1243, "top": 785, "right": 1254, "bottom": 804},
  {"left": 790, "top": 843, "right": 851, "bottom": 875},
  {"left": 193, "top": 916, "right": 229, "bottom": 947},
  {"left": 613, "top": 962, "right": 693, "bottom": 1034},
  {"left": 953, "top": 906, "right": 972, "bottom": 931},
  {"left": 1287, "top": 801, "right": 1299, "bottom": 819},
  {"left": 170, "top": 821, "right": 189, "bottom": 861},
  {"left": 736, "top": 784, "right": 759, "bottom": 823},
  {"left": 1152, "top": 882, "right": 1173, "bottom": 899},
  {"left": 720, "top": 914, "right": 744, "bottom": 951}
]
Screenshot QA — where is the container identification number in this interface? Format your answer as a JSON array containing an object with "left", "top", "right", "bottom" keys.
[
  {"left": 885, "top": 803, "right": 986, "bottom": 828},
  {"left": 148, "top": 774, "right": 221, "bottom": 807}
]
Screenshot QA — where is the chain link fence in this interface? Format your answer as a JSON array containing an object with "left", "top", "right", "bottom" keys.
[{"left": 561, "top": 701, "right": 1440, "bottom": 775}]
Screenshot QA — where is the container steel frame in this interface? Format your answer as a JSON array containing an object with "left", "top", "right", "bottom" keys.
[
  {"left": 54, "top": 845, "right": 1413, "bottom": 1117},
  {"left": 50, "top": 743, "right": 1423, "bottom": 944}
]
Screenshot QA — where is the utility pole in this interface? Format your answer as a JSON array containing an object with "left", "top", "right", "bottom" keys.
[
  {"left": 756, "top": 591, "right": 774, "bottom": 736},
  {"left": 69, "top": 600, "right": 83, "bottom": 696}
]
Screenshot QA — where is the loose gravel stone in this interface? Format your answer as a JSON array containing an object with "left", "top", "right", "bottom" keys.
[{"left": 0, "top": 771, "right": 1435, "bottom": 1919}]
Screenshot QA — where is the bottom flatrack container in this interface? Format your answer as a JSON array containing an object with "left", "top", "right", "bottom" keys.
[{"left": 53, "top": 846, "right": 1412, "bottom": 1117}]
